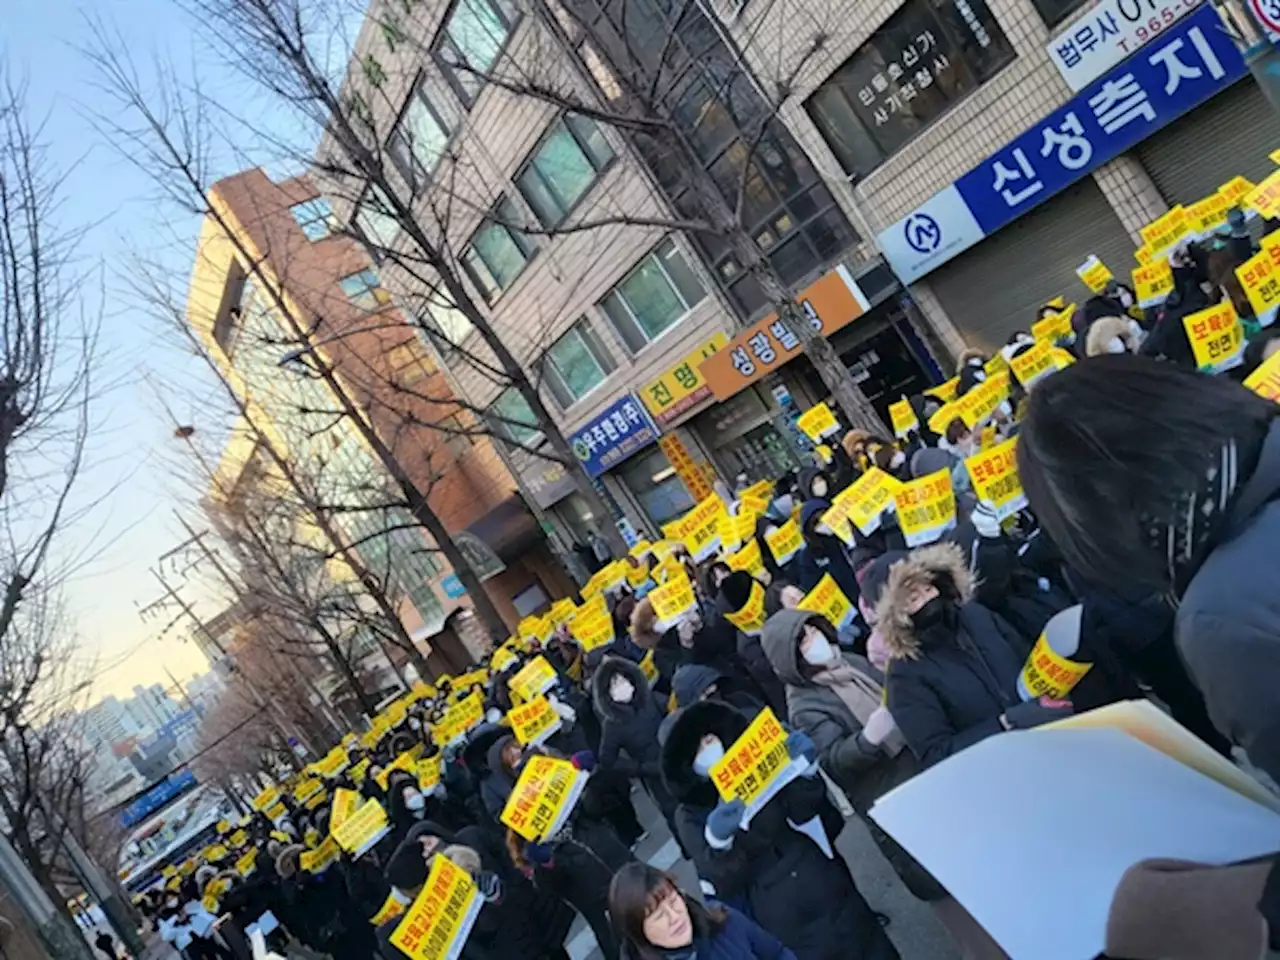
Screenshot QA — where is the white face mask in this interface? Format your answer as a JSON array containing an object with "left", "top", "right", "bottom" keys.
[
  {"left": 889, "top": 451, "right": 906, "bottom": 469},
  {"left": 811, "top": 479, "right": 828, "bottom": 499},
  {"left": 802, "top": 631, "right": 836, "bottom": 667},
  {"left": 404, "top": 792, "right": 425, "bottom": 813},
  {"left": 610, "top": 678, "right": 634, "bottom": 703},
  {"left": 485, "top": 708, "right": 501, "bottom": 724},
  {"left": 409, "top": 718, "right": 421, "bottom": 731},
  {"left": 693, "top": 739, "right": 725, "bottom": 777}
]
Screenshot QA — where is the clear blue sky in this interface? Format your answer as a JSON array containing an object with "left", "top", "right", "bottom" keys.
[{"left": 10, "top": 0, "right": 302, "bottom": 699}]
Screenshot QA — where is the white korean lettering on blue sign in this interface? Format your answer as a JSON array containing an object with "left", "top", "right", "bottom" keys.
[
  {"left": 878, "top": 4, "right": 1244, "bottom": 282},
  {"left": 569, "top": 394, "right": 659, "bottom": 478}
]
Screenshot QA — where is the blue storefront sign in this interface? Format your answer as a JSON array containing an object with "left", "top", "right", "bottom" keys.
[
  {"left": 878, "top": 3, "right": 1247, "bottom": 283},
  {"left": 440, "top": 573, "right": 466, "bottom": 598},
  {"left": 569, "top": 394, "right": 660, "bottom": 479}
]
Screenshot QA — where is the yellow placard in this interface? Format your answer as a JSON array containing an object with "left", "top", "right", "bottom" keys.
[
  {"left": 1220, "top": 175, "right": 1256, "bottom": 207},
  {"left": 569, "top": 610, "right": 615, "bottom": 652},
  {"left": 648, "top": 568, "right": 697, "bottom": 630},
  {"left": 1008, "top": 341, "right": 1068, "bottom": 390},
  {"left": 228, "top": 829, "right": 248, "bottom": 848},
  {"left": 1075, "top": 256, "right": 1112, "bottom": 293},
  {"left": 796, "top": 573, "right": 855, "bottom": 630},
  {"left": 1182, "top": 301, "right": 1245, "bottom": 373},
  {"left": 330, "top": 788, "right": 360, "bottom": 833},
  {"left": 678, "top": 494, "right": 728, "bottom": 562},
  {"left": 1020, "top": 635, "right": 1093, "bottom": 699},
  {"left": 725, "top": 538, "right": 765, "bottom": 579},
  {"left": 376, "top": 750, "right": 418, "bottom": 791},
  {"left": 732, "top": 509, "right": 758, "bottom": 547},
  {"left": 1031, "top": 304, "right": 1076, "bottom": 344},
  {"left": 216, "top": 820, "right": 231, "bottom": 835},
  {"left": 315, "top": 746, "right": 350, "bottom": 779},
  {"left": 508, "top": 694, "right": 563, "bottom": 747},
  {"left": 294, "top": 777, "right": 323, "bottom": 803},
  {"left": 389, "top": 856, "right": 481, "bottom": 960},
  {"left": 433, "top": 691, "right": 484, "bottom": 744},
  {"left": 638, "top": 651, "right": 659, "bottom": 685},
  {"left": 924, "top": 376, "right": 959, "bottom": 403},
  {"left": 305, "top": 789, "right": 328, "bottom": 811},
  {"left": 889, "top": 398, "right": 918, "bottom": 439},
  {"left": 1140, "top": 205, "right": 1189, "bottom": 255},
  {"left": 201, "top": 893, "right": 220, "bottom": 913},
  {"left": 416, "top": 758, "right": 441, "bottom": 793},
  {"left": 350, "top": 757, "right": 371, "bottom": 785},
  {"left": 639, "top": 332, "right": 728, "bottom": 423},
  {"left": 723, "top": 579, "right": 766, "bottom": 636},
  {"left": 1134, "top": 244, "right": 1152, "bottom": 265},
  {"left": 491, "top": 645, "right": 517, "bottom": 673},
  {"left": 1185, "top": 193, "right": 1229, "bottom": 236},
  {"left": 235, "top": 849, "right": 258, "bottom": 877},
  {"left": 625, "top": 561, "right": 651, "bottom": 588},
  {"left": 202, "top": 843, "right": 228, "bottom": 863},
  {"left": 499, "top": 755, "right": 587, "bottom": 842},
  {"left": 333, "top": 798, "right": 390, "bottom": 857},
  {"left": 264, "top": 801, "right": 287, "bottom": 822},
  {"left": 300, "top": 837, "right": 340, "bottom": 874},
  {"left": 839, "top": 467, "right": 903, "bottom": 536},
  {"left": 371, "top": 893, "right": 407, "bottom": 928},
  {"left": 708, "top": 707, "right": 798, "bottom": 813},
  {"left": 954, "top": 371, "right": 1009, "bottom": 428},
  {"left": 517, "top": 614, "right": 551, "bottom": 645},
  {"left": 251, "top": 785, "right": 280, "bottom": 812},
  {"left": 763, "top": 517, "right": 803, "bottom": 567},
  {"left": 1245, "top": 349, "right": 1280, "bottom": 402},
  {"left": 964, "top": 437, "right": 1026, "bottom": 521},
  {"left": 1235, "top": 242, "right": 1280, "bottom": 320},
  {"left": 509, "top": 656, "right": 557, "bottom": 704},
  {"left": 795, "top": 402, "right": 839, "bottom": 442},
  {"left": 1132, "top": 259, "right": 1174, "bottom": 308},
  {"left": 1244, "top": 170, "right": 1280, "bottom": 220},
  {"left": 893, "top": 468, "right": 956, "bottom": 548},
  {"left": 547, "top": 598, "right": 578, "bottom": 626}
]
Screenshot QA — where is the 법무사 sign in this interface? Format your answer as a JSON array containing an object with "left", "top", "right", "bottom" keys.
[{"left": 1045, "top": 0, "right": 1203, "bottom": 92}]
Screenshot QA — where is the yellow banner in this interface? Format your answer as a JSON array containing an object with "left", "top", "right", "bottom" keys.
[
  {"left": 416, "top": 758, "right": 441, "bottom": 793},
  {"left": 228, "top": 829, "right": 248, "bottom": 848},
  {"left": 300, "top": 837, "right": 341, "bottom": 874},
  {"left": 389, "top": 856, "right": 482, "bottom": 960},
  {"left": 1185, "top": 193, "right": 1229, "bottom": 236},
  {"left": 1182, "top": 301, "right": 1245, "bottom": 373},
  {"left": 723, "top": 580, "right": 766, "bottom": 636},
  {"left": 1245, "top": 349, "right": 1280, "bottom": 402},
  {"left": 638, "top": 651, "right": 659, "bottom": 686},
  {"left": 491, "top": 645, "right": 517, "bottom": 673},
  {"left": 678, "top": 494, "right": 728, "bottom": 562},
  {"left": 648, "top": 568, "right": 697, "bottom": 630},
  {"left": 433, "top": 691, "right": 484, "bottom": 743},
  {"left": 639, "top": 333, "right": 728, "bottom": 424},
  {"left": 1139, "top": 205, "right": 1189, "bottom": 255},
  {"left": 350, "top": 757, "right": 371, "bottom": 785},
  {"left": 510, "top": 657, "right": 557, "bottom": 704},
  {"left": 569, "top": 610, "right": 614, "bottom": 651},
  {"left": 371, "top": 893, "right": 407, "bottom": 928},
  {"left": 924, "top": 376, "right": 959, "bottom": 403},
  {"left": 839, "top": 467, "right": 903, "bottom": 537},
  {"left": 1220, "top": 175, "right": 1255, "bottom": 206},
  {"left": 964, "top": 437, "right": 1026, "bottom": 521},
  {"left": 893, "top": 468, "right": 956, "bottom": 547},
  {"left": 294, "top": 777, "right": 323, "bottom": 803},
  {"left": 508, "top": 694, "right": 563, "bottom": 747},
  {"left": 954, "top": 371, "right": 1010, "bottom": 428},
  {"left": 1008, "top": 341, "right": 1069, "bottom": 390},
  {"left": 376, "top": 751, "right": 418, "bottom": 791},
  {"left": 314, "top": 746, "right": 350, "bottom": 779},
  {"left": 216, "top": 820, "right": 231, "bottom": 835},
  {"left": 1131, "top": 259, "right": 1174, "bottom": 308},
  {"left": 795, "top": 402, "right": 839, "bottom": 442},
  {"left": 202, "top": 844, "right": 229, "bottom": 863},
  {"left": 1235, "top": 240, "right": 1280, "bottom": 321},
  {"left": 264, "top": 801, "right": 287, "bottom": 822},
  {"left": 251, "top": 785, "right": 280, "bottom": 811},
  {"left": 1020, "top": 635, "right": 1093, "bottom": 700},
  {"left": 333, "top": 798, "right": 390, "bottom": 857},
  {"left": 726, "top": 538, "right": 765, "bottom": 579},
  {"left": 517, "top": 614, "right": 551, "bottom": 645},
  {"left": 797, "top": 573, "right": 855, "bottom": 630},
  {"left": 1030, "top": 304, "right": 1076, "bottom": 344},
  {"left": 330, "top": 788, "right": 360, "bottom": 833},
  {"left": 762, "top": 517, "right": 802, "bottom": 567},
  {"left": 1245, "top": 170, "right": 1280, "bottom": 220},
  {"left": 708, "top": 707, "right": 800, "bottom": 816},
  {"left": 1075, "top": 255, "right": 1112, "bottom": 293},
  {"left": 500, "top": 755, "right": 588, "bottom": 842},
  {"left": 235, "top": 849, "right": 258, "bottom": 878},
  {"left": 889, "top": 398, "right": 918, "bottom": 439}
]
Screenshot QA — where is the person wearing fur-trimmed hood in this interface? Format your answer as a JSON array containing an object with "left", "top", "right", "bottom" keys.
[
  {"left": 659, "top": 699, "right": 899, "bottom": 960},
  {"left": 875, "top": 543, "right": 1072, "bottom": 769}
]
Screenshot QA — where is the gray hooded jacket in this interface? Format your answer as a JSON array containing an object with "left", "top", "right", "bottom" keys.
[{"left": 760, "top": 609, "right": 918, "bottom": 813}]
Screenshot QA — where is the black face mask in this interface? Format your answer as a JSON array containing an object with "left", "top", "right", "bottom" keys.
[{"left": 910, "top": 595, "right": 957, "bottom": 641}]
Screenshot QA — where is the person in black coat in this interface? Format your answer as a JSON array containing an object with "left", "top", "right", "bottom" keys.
[
  {"left": 591, "top": 656, "right": 681, "bottom": 844},
  {"left": 875, "top": 543, "right": 1073, "bottom": 769},
  {"left": 659, "top": 699, "right": 898, "bottom": 960},
  {"left": 670, "top": 663, "right": 765, "bottom": 715},
  {"left": 713, "top": 572, "right": 786, "bottom": 714},
  {"left": 793, "top": 500, "right": 862, "bottom": 607}
]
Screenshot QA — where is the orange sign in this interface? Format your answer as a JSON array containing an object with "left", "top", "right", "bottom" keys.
[
  {"left": 700, "top": 267, "right": 870, "bottom": 400},
  {"left": 658, "top": 434, "right": 713, "bottom": 501}
]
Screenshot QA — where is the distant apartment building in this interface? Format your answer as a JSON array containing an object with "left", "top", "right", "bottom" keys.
[
  {"left": 320, "top": 0, "right": 937, "bottom": 548},
  {"left": 186, "top": 168, "right": 575, "bottom": 657}
]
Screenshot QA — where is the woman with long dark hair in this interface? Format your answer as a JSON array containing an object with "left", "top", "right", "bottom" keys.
[{"left": 609, "top": 863, "right": 794, "bottom": 960}]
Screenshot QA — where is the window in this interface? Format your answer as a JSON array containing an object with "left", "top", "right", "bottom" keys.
[
  {"left": 434, "top": 0, "right": 520, "bottom": 106},
  {"left": 339, "top": 269, "right": 391, "bottom": 311},
  {"left": 1029, "top": 0, "right": 1090, "bottom": 27},
  {"left": 488, "top": 387, "right": 542, "bottom": 446},
  {"left": 388, "top": 81, "right": 451, "bottom": 188},
  {"left": 421, "top": 298, "right": 475, "bottom": 355},
  {"left": 805, "top": 0, "right": 1014, "bottom": 179},
  {"left": 462, "top": 197, "right": 537, "bottom": 302},
  {"left": 354, "top": 185, "right": 400, "bottom": 255},
  {"left": 599, "top": 239, "right": 705, "bottom": 353},
  {"left": 516, "top": 115, "right": 615, "bottom": 227},
  {"left": 290, "top": 198, "right": 335, "bottom": 241},
  {"left": 542, "top": 319, "right": 615, "bottom": 407}
]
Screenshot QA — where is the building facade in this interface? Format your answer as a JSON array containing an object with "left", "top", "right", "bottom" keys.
[{"left": 187, "top": 168, "right": 574, "bottom": 656}]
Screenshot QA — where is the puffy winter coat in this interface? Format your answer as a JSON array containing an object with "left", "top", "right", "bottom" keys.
[
  {"left": 592, "top": 657, "right": 666, "bottom": 781},
  {"left": 876, "top": 543, "right": 1033, "bottom": 769},
  {"left": 660, "top": 700, "right": 899, "bottom": 960},
  {"left": 621, "top": 906, "right": 797, "bottom": 960}
]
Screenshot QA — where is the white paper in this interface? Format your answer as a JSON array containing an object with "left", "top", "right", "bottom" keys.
[{"left": 869, "top": 728, "right": 1280, "bottom": 960}]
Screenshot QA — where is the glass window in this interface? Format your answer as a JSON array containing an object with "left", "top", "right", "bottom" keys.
[
  {"left": 543, "top": 319, "right": 615, "bottom": 407},
  {"left": 354, "top": 184, "right": 400, "bottom": 254},
  {"left": 489, "top": 387, "right": 542, "bottom": 446},
  {"left": 804, "top": 0, "right": 1014, "bottom": 178},
  {"left": 290, "top": 198, "right": 335, "bottom": 241},
  {"left": 517, "top": 115, "right": 614, "bottom": 228},
  {"left": 421, "top": 297, "right": 475, "bottom": 353},
  {"left": 1028, "top": 0, "right": 1090, "bottom": 27},
  {"left": 462, "top": 197, "right": 538, "bottom": 302},
  {"left": 388, "top": 84, "right": 451, "bottom": 187},
  {"left": 339, "top": 268, "right": 391, "bottom": 311},
  {"left": 434, "top": 0, "right": 520, "bottom": 106},
  {"left": 599, "top": 239, "right": 706, "bottom": 353},
  {"left": 617, "top": 447, "right": 695, "bottom": 529}
]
